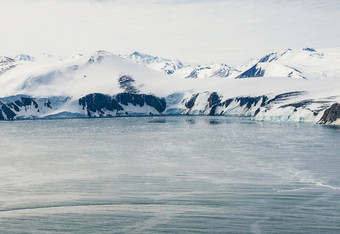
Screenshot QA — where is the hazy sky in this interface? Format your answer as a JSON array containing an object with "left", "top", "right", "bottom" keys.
[{"left": 1, "top": 0, "right": 340, "bottom": 65}]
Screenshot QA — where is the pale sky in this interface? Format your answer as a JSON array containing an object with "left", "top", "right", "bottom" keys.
[{"left": 1, "top": 0, "right": 340, "bottom": 65}]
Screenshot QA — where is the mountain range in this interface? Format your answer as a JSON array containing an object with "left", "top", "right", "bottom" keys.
[{"left": 0, "top": 48, "right": 340, "bottom": 125}]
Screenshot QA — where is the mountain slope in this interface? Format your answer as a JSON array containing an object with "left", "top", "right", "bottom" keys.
[
  {"left": 123, "top": 51, "right": 184, "bottom": 75},
  {"left": 236, "top": 48, "right": 340, "bottom": 80},
  {"left": 183, "top": 64, "right": 239, "bottom": 79},
  {"left": 122, "top": 48, "right": 340, "bottom": 81},
  {"left": 0, "top": 48, "right": 340, "bottom": 124},
  {"left": 0, "top": 56, "right": 16, "bottom": 75},
  {"left": 236, "top": 62, "right": 305, "bottom": 79}
]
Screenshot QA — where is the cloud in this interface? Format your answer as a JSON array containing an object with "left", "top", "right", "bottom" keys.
[{"left": 0, "top": 0, "right": 339, "bottom": 65}]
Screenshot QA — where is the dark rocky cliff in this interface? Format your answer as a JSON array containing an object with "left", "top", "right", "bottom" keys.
[
  {"left": 78, "top": 93, "right": 166, "bottom": 117},
  {"left": 0, "top": 91, "right": 338, "bottom": 126},
  {"left": 0, "top": 97, "right": 39, "bottom": 120},
  {"left": 318, "top": 103, "right": 340, "bottom": 124}
]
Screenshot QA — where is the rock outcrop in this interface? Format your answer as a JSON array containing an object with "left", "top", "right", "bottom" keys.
[
  {"left": 78, "top": 93, "right": 166, "bottom": 117},
  {"left": 318, "top": 103, "right": 340, "bottom": 124}
]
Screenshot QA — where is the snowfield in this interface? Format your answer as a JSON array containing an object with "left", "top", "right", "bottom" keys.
[{"left": 0, "top": 48, "right": 340, "bottom": 124}]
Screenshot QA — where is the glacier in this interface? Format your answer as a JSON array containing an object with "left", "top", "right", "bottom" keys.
[{"left": 0, "top": 48, "right": 340, "bottom": 125}]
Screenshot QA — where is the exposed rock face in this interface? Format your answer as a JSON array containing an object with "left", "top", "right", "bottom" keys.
[
  {"left": 318, "top": 103, "right": 340, "bottom": 124},
  {"left": 116, "top": 93, "right": 166, "bottom": 113},
  {"left": 0, "top": 56, "right": 15, "bottom": 64},
  {"left": 118, "top": 75, "right": 139, "bottom": 94},
  {"left": 180, "top": 90, "right": 337, "bottom": 123},
  {"left": 88, "top": 50, "right": 114, "bottom": 63},
  {"left": 235, "top": 60, "right": 305, "bottom": 79},
  {"left": 303, "top": 48, "right": 317, "bottom": 52},
  {"left": 78, "top": 93, "right": 123, "bottom": 117},
  {"left": 0, "top": 93, "right": 167, "bottom": 120},
  {"left": 0, "top": 97, "right": 40, "bottom": 120},
  {"left": 207, "top": 92, "right": 221, "bottom": 115},
  {"left": 0, "top": 91, "right": 338, "bottom": 125},
  {"left": 259, "top": 52, "right": 278, "bottom": 63},
  {"left": 0, "top": 56, "right": 16, "bottom": 75},
  {"left": 13, "top": 97, "right": 39, "bottom": 109},
  {"left": 0, "top": 96, "right": 72, "bottom": 120},
  {"left": 267, "top": 91, "right": 305, "bottom": 105},
  {"left": 236, "top": 64, "right": 265, "bottom": 78},
  {"left": 185, "top": 94, "right": 199, "bottom": 109},
  {"left": 183, "top": 91, "right": 268, "bottom": 116},
  {"left": 222, "top": 96, "right": 268, "bottom": 109},
  {"left": 208, "top": 92, "right": 220, "bottom": 107},
  {"left": 78, "top": 93, "right": 166, "bottom": 117},
  {"left": 0, "top": 102, "right": 16, "bottom": 120}
]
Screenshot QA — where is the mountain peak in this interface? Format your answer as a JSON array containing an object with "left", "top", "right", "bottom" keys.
[
  {"left": 88, "top": 50, "right": 116, "bottom": 63},
  {"left": 259, "top": 52, "right": 278, "bottom": 63},
  {"left": 14, "top": 54, "right": 34, "bottom": 61},
  {"left": 127, "top": 51, "right": 160, "bottom": 64},
  {"left": 0, "top": 56, "right": 15, "bottom": 64},
  {"left": 123, "top": 51, "right": 184, "bottom": 75},
  {"left": 131, "top": 51, "right": 152, "bottom": 58},
  {"left": 303, "top": 47, "right": 317, "bottom": 52}
]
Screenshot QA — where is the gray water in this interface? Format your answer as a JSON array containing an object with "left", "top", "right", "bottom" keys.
[{"left": 0, "top": 116, "right": 339, "bottom": 233}]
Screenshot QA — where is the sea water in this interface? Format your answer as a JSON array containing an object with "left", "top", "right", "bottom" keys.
[{"left": 0, "top": 116, "right": 339, "bottom": 233}]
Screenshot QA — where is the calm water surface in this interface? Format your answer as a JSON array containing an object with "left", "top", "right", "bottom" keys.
[{"left": 0, "top": 116, "right": 339, "bottom": 233}]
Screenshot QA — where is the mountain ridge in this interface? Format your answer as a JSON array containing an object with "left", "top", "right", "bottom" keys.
[{"left": 1, "top": 48, "right": 340, "bottom": 125}]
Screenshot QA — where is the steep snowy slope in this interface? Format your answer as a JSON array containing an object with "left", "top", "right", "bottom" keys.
[
  {"left": 236, "top": 48, "right": 340, "bottom": 80},
  {"left": 236, "top": 58, "right": 259, "bottom": 72},
  {"left": 236, "top": 62, "right": 305, "bottom": 79}
]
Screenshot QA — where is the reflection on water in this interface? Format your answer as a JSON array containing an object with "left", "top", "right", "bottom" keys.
[
  {"left": 0, "top": 116, "right": 339, "bottom": 233},
  {"left": 186, "top": 119, "right": 196, "bottom": 124},
  {"left": 147, "top": 118, "right": 167, "bottom": 123},
  {"left": 208, "top": 119, "right": 223, "bottom": 125}
]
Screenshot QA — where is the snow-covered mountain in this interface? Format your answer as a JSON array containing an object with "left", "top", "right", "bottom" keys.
[
  {"left": 123, "top": 48, "right": 340, "bottom": 81},
  {"left": 123, "top": 51, "right": 184, "bottom": 75},
  {"left": 0, "top": 48, "right": 340, "bottom": 125},
  {"left": 0, "top": 56, "right": 16, "bottom": 75},
  {"left": 123, "top": 52, "right": 239, "bottom": 78},
  {"left": 235, "top": 48, "right": 340, "bottom": 80},
  {"left": 182, "top": 64, "right": 239, "bottom": 79},
  {"left": 236, "top": 62, "right": 306, "bottom": 79},
  {"left": 14, "top": 54, "right": 34, "bottom": 61}
]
